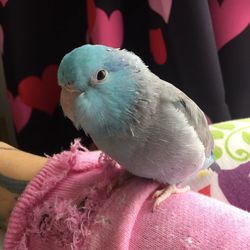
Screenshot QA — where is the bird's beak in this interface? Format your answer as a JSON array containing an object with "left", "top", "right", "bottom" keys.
[
  {"left": 62, "top": 85, "right": 81, "bottom": 94},
  {"left": 62, "top": 85, "right": 85, "bottom": 96},
  {"left": 60, "top": 86, "right": 84, "bottom": 122}
]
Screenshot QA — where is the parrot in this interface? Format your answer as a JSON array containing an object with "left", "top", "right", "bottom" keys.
[{"left": 58, "top": 44, "right": 215, "bottom": 209}]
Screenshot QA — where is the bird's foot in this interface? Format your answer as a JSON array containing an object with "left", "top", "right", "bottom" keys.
[{"left": 153, "top": 184, "right": 190, "bottom": 211}]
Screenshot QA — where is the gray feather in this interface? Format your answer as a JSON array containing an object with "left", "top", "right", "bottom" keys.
[{"left": 171, "top": 89, "right": 214, "bottom": 158}]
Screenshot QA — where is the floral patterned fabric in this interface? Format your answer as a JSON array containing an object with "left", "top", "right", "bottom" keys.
[{"left": 193, "top": 118, "right": 250, "bottom": 212}]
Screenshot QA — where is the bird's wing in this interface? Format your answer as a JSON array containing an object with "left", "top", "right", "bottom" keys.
[{"left": 160, "top": 83, "right": 214, "bottom": 158}]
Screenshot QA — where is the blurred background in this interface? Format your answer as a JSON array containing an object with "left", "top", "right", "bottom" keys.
[{"left": 0, "top": 0, "right": 249, "bottom": 155}]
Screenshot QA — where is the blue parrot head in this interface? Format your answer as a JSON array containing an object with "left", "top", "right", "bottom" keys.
[{"left": 58, "top": 44, "right": 148, "bottom": 137}]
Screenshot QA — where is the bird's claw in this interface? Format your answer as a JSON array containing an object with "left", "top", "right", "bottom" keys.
[{"left": 153, "top": 185, "right": 190, "bottom": 211}]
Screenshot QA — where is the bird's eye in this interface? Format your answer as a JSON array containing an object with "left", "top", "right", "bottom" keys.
[
  {"left": 91, "top": 69, "right": 108, "bottom": 85},
  {"left": 96, "top": 70, "right": 107, "bottom": 81}
]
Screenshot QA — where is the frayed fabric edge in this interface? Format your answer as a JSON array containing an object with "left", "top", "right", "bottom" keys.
[{"left": 4, "top": 139, "right": 111, "bottom": 250}]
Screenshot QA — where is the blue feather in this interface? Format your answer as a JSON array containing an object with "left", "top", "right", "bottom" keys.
[{"left": 202, "top": 153, "right": 216, "bottom": 169}]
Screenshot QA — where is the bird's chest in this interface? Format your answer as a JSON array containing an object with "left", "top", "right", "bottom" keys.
[{"left": 91, "top": 133, "right": 139, "bottom": 166}]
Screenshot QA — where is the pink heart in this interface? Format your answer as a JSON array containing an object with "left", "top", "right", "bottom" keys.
[
  {"left": 0, "top": 25, "right": 3, "bottom": 53},
  {"left": 209, "top": 0, "right": 250, "bottom": 50},
  {"left": 91, "top": 8, "right": 123, "bottom": 48},
  {"left": 18, "top": 65, "right": 60, "bottom": 115},
  {"left": 7, "top": 91, "right": 32, "bottom": 133},
  {"left": 0, "top": 0, "right": 8, "bottom": 7},
  {"left": 149, "top": 28, "right": 167, "bottom": 64},
  {"left": 148, "top": 0, "right": 172, "bottom": 23}
]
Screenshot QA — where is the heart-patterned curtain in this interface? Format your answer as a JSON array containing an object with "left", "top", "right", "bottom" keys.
[{"left": 0, "top": 0, "right": 249, "bottom": 155}]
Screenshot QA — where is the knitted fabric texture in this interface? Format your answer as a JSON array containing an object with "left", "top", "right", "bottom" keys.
[{"left": 4, "top": 140, "right": 250, "bottom": 250}]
